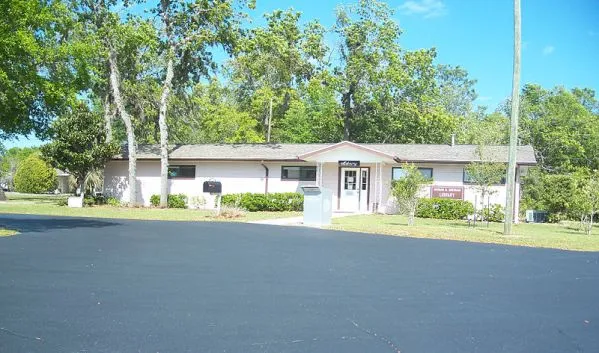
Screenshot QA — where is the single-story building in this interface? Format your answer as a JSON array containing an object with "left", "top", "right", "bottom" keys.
[{"left": 104, "top": 141, "right": 536, "bottom": 219}]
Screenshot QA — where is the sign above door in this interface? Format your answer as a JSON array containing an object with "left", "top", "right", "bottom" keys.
[{"left": 338, "top": 160, "right": 360, "bottom": 167}]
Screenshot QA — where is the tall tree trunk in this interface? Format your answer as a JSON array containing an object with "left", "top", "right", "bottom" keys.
[
  {"left": 103, "top": 93, "right": 113, "bottom": 142},
  {"left": 408, "top": 208, "right": 415, "bottom": 226},
  {"left": 342, "top": 82, "right": 356, "bottom": 141},
  {"left": 504, "top": 0, "right": 521, "bottom": 235},
  {"left": 108, "top": 45, "right": 137, "bottom": 206},
  {"left": 158, "top": 53, "right": 174, "bottom": 208}
]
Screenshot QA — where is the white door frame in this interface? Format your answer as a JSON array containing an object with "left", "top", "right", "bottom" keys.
[
  {"left": 359, "top": 167, "right": 369, "bottom": 211},
  {"left": 339, "top": 167, "right": 369, "bottom": 212}
]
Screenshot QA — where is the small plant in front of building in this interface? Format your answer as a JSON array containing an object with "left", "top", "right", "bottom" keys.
[
  {"left": 391, "top": 163, "right": 433, "bottom": 226},
  {"left": 189, "top": 195, "right": 206, "bottom": 209},
  {"left": 216, "top": 205, "right": 247, "bottom": 219},
  {"left": 481, "top": 204, "right": 505, "bottom": 222},
  {"left": 151, "top": 194, "right": 187, "bottom": 208},
  {"left": 106, "top": 196, "right": 121, "bottom": 207}
]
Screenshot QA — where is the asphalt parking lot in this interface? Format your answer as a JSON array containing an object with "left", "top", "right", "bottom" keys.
[{"left": 1, "top": 214, "right": 598, "bottom": 353}]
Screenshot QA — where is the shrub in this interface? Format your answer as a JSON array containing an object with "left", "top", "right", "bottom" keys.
[
  {"left": 106, "top": 197, "right": 121, "bottom": 207},
  {"left": 150, "top": 194, "right": 188, "bottom": 208},
  {"left": 221, "top": 192, "right": 303, "bottom": 212},
  {"left": 83, "top": 196, "right": 95, "bottom": 207},
  {"left": 150, "top": 194, "right": 160, "bottom": 207},
  {"left": 217, "top": 205, "right": 247, "bottom": 218},
  {"left": 93, "top": 195, "right": 106, "bottom": 205},
  {"left": 189, "top": 195, "right": 206, "bottom": 209},
  {"left": 416, "top": 198, "right": 475, "bottom": 220},
  {"left": 13, "top": 155, "right": 57, "bottom": 194},
  {"left": 481, "top": 204, "right": 505, "bottom": 222},
  {"left": 56, "top": 198, "right": 68, "bottom": 206}
]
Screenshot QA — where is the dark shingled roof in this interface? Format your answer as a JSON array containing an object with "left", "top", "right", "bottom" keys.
[{"left": 116, "top": 143, "right": 537, "bottom": 165}]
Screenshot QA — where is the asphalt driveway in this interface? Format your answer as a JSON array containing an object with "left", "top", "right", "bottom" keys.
[{"left": 0, "top": 214, "right": 598, "bottom": 353}]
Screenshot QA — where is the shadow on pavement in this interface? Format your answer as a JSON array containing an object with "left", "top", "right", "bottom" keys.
[{"left": 0, "top": 216, "right": 120, "bottom": 234}]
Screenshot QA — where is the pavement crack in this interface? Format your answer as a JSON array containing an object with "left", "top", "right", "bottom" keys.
[
  {"left": 348, "top": 319, "right": 401, "bottom": 353},
  {"left": 0, "top": 327, "right": 43, "bottom": 342}
]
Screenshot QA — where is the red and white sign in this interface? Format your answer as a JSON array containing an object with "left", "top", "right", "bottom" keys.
[{"left": 431, "top": 186, "right": 464, "bottom": 200}]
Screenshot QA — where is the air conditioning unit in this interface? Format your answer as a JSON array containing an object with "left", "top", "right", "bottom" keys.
[{"left": 526, "top": 210, "right": 548, "bottom": 223}]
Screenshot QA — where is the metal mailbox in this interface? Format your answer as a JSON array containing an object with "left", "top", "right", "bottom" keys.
[
  {"left": 300, "top": 186, "right": 332, "bottom": 226},
  {"left": 203, "top": 181, "right": 222, "bottom": 194}
]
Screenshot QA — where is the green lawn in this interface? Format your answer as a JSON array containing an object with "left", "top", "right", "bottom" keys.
[
  {"left": 0, "top": 228, "right": 18, "bottom": 236},
  {"left": 330, "top": 214, "right": 599, "bottom": 252},
  {"left": 0, "top": 202, "right": 300, "bottom": 222}
]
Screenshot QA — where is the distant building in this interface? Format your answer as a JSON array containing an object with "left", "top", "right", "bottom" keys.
[{"left": 55, "top": 169, "right": 73, "bottom": 194}]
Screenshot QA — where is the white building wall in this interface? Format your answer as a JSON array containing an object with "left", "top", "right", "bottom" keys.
[
  {"left": 104, "top": 160, "right": 319, "bottom": 207},
  {"left": 104, "top": 159, "right": 522, "bottom": 216},
  {"left": 378, "top": 163, "right": 516, "bottom": 215}
]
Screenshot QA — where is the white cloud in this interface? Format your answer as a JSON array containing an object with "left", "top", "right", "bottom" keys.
[
  {"left": 542, "top": 45, "right": 555, "bottom": 55},
  {"left": 398, "top": 0, "right": 447, "bottom": 19}
]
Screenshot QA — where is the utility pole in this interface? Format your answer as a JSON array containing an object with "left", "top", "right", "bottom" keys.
[{"left": 504, "top": 0, "right": 521, "bottom": 235}]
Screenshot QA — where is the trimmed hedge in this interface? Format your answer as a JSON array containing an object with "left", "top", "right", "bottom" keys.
[
  {"left": 221, "top": 192, "right": 303, "bottom": 212},
  {"left": 416, "top": 198, "right": 474, "bottom": 220},
  {"left": 150, "top": 194, "right": 187, "bottom": 208}
]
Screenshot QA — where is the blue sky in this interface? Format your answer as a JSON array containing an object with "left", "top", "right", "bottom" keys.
[{"left": 5, "top": 0, "right": 598, "bottom": 149}]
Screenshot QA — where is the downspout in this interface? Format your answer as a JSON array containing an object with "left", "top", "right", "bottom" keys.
[{"left": 261, "top": 161, "right": 269, "bottom": 194}]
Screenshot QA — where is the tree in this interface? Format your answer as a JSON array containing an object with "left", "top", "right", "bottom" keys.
[
  {"left": 0, "top": 0, "right": 91, "bottom": 138},
  {"left": 333, "top": 0, "right": 404, "bottom": 141},
  {"left": 571, "top": 170, "right": 599, "bottom": 235},
  {"left": 391, "top": 163, "right": 433, "bottom": 226},
  {"left": 229, "top": 8, "right": 327, "bottom": 141},
  {"left": 14, "top": 155, "right": 57, "bottom": 194},
  {"left": 465, "top": 146, "right": 506, "bottom": 226},
  {"left": 436, "top": 64, "right": 478, "bottom": 118},
  {"left": 504, "top": 0, "right": 521, "bottom": 235},
  {"left": 75, "top": 0, "right": 158, "bottom": 206},
  {"left": 275, "top": 75, "right": 343, "bottom": 143},
  {"left": 40, "top": 104, "right": 119, "bottom": 196},
  {"left": 0, "top": 147, "right": 39, "bottom": 191},
  {"left": 165, "top": 80, "right": 264, "bottom": 143},
  {"left": 153, "top": 0, "right": 251, "bottom": 207},
  {"left": 517, "top": 85, "right": 599, "bottom": 172}
]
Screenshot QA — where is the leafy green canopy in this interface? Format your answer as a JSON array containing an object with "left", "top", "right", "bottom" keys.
[
  {"left": 0, "top": 0, "right": 92, "bottom": 138},
  {"left": 41, "top": 104, "right": 119, "bottom": 188}
]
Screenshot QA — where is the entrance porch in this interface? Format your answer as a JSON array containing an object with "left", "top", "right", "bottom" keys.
[{"left": 299, "top": 142, "right": 396, "bottom": 213}]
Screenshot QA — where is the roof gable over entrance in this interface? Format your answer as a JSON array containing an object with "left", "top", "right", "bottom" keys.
[{"left": 298, "top": 141, "right": 396, "bottom": 163}]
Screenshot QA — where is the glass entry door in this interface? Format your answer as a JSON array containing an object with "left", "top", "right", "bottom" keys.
[{"left": 340, "top": 167, "right": 366, "bottom": 212}]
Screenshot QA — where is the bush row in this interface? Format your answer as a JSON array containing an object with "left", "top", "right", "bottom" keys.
[
  {"left": 416, "top": 198, "right": 475, "bottom": 220},
  {"left": 150, "top": 194, "right": 187, "bottom": 208},
  {"left": 221, "top": 192, "right": 303, "bottom": 212}
]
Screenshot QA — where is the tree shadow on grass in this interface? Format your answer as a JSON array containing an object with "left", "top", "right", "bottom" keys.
[{"left": 0, "top": 215, "right": 120, "bottom": 234}]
